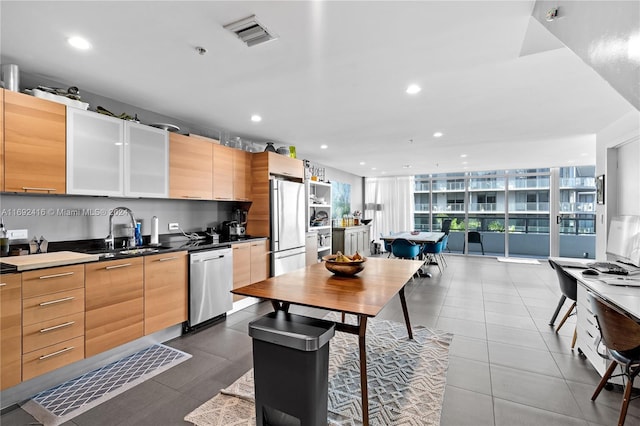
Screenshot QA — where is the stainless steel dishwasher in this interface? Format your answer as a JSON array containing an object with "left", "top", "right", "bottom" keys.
[{"left": 188, "top": 246, "right": 233, "bottom": 329}]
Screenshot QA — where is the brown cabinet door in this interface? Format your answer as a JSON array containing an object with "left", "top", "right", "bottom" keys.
[
  {"left": 144, "top": 251, "right": 188, "bottom": 335},
  {"left": 233, "top": 150, "right": 251, "bottom": 201},
  {"left": 4, "top": 91, "right": 66, "bottom": 193},
  {"left": 169, "top": 133, "right": 213, "bottom": 200},
  {"left": 232, "top": 243, "right": 251, "bottom": 301},
  {"left": 212, "top": 144, "right": 234, "bottom": 201},
  {"left": 266, "top": 152, "right": 304, "bottom": 180},
  {"left": 250, "top": 240, "right": 269, "bottom": 282},
  {"left": 1, "top": 273, "right": 22, "bottom": 390},
  {"left": 0, "top": 89, "right": 4, "bottom": 191},
  {"left": 85, "top": 258, "right": 144, "bottom": 357}
]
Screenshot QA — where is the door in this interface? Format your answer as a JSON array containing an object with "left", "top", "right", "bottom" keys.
[
  {"left": 273, "top": 180, "right": 306, "bottom": 251},
  {"left": 125, "top": 122, "right": 169, "bottom": 197}
]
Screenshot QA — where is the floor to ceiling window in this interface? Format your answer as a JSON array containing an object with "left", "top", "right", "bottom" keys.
[{"left": 413, "top": 166, "right": 596, "bottom": 259}]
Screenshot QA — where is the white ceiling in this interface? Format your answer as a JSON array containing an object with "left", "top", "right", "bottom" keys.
[{"left": 0, "top": 1, "right": 634, "bottom": 177}]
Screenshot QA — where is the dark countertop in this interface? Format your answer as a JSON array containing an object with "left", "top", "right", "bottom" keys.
[{"left": 0, "top": 234, "right": 269, "bottom": 269}]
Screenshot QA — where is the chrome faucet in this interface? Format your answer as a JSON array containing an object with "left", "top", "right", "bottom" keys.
[{"left": 105, "top": 206, "right": 138, "bottom": 250}]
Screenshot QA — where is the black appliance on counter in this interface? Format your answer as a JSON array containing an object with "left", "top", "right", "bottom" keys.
[{"left": 219, "top": 220, "right": 246, "bottom": 239}]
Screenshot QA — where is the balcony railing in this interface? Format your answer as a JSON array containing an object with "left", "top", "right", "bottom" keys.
[
  {"left": 508, "top": 178, "right": 550, "bottom": 189},
  {"left": 560, "top": 202, "right": 595, "bottom": 212},
  {"left": 468, "top": 203, "right": 500, "bottom": 212},
  {"left": 560, "top": 177, "right": 596, "bottom": 188},
  {"left": 432, "top": 203, "right": 466, "bottom": 212},
  {"left": 509, "top": 202, "right": 550, "bottom": 212}
]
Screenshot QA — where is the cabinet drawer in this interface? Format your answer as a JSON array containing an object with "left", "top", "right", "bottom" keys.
[
  {"left": 23, "top": 288, "right": 85, "bottom": 325},
  {"left": 22, "top": 265, "right": 84, "bottom": 298},
  {"left": 23, "top": 312, "right": 85, "bottom": 354},
  {"left": 22, "top": 336, "right": 84, "bottom": 381}
]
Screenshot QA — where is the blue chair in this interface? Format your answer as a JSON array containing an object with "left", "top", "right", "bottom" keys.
[
  {"left": 422, "top": 235, "right": 447, "bottom": 273},
  {"left": 381, "top": 232, "right": 394, "bottom": 257},
  {"left": 391, "top": 238, "right": 420, "bottom": 260}
]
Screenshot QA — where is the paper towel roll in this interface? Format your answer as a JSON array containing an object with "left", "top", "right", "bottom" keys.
[{"left": 150, "top": 216, "right": 159, "bottom": 244}]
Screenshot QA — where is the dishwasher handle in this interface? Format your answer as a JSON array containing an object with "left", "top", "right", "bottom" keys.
[{"left": 192, "top": 255, "right": 226, "bottom": 263}]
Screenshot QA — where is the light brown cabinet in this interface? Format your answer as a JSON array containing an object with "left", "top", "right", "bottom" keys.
[
  {"left": 4, "top": 90, "right": 66, "bottom": 193},
  {"left": 212, "top": 143, "right": 234, "bottom": 201},
  {"left": 232, "top": 240, "right": 269, "bottom": 301},
  {"left": 21, "top": 265, "right": 85, "bottom": 381},
  {"left": 250, "top": 240, "right": 269, "bottom": 283},
  {"left": 1, "top": 273, "right": 21, "bottom": 390},
  {"left": 247, "top": 152, "right": 304, "bottom": 238},
  {"left": 169, "top": 133, "right": 213, "bottom": 200},
  {"left": 85, "top": 258, "right": 144, "bottom": 357},
  {"left": 233, "top": 150, "right": 252, "bottom": 201},
  {"left": 144, "top": 251, "right": 188, "bottom": 335},
  {"left": 0, "top": 89, "right": 5, "bottom": 191}
]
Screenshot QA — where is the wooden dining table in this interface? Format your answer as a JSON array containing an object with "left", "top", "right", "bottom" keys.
[{"left": 232, "top": 257, "right": 424, "bottom": 426}]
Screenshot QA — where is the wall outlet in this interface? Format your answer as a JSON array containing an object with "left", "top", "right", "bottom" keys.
[
  {"left": 168, "top": 223, "right": 179, "bottom": 231},
  {"left": 7, "top": 229, "right": 28, "bottom": 240}
]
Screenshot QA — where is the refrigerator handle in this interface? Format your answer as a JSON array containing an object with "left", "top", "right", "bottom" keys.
[{"left": 271, "top": 180, "right": 279, "bottom": 252}]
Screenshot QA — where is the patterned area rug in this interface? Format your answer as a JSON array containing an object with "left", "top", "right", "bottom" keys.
[
  {"left": 22, "top": 344, "right": 191, "bottom": 426},
  {"left": 185, "top": 314, "right": 453, "bottom": 425}
]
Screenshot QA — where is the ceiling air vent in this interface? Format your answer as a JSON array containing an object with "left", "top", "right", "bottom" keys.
[{"left": 224, "top": 15, "right": 278, "bottom": 47}]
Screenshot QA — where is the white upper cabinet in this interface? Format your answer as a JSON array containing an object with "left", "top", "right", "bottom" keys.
[
  {"left": 124, "top": 122, "right": 168, "bottom": 198},
  {"left": 67, "top": 108, "right": 168, "bottom": 198}
]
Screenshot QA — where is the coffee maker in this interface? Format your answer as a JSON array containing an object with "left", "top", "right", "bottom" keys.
[
  {"left": 220, "top": 220, "right": 245, "bottom": 239},
  {"left": 233, "top": 208, "right": 248, "bottom": 234}
]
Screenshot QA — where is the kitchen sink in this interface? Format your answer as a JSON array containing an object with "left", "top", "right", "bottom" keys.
[{"left": 119, "top": 247, "right": 160, "bottom": 255}]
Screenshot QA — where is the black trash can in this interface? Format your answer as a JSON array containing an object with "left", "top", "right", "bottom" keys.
[{"left": 249, "top": 311, "right": 336, "bottom": 426}]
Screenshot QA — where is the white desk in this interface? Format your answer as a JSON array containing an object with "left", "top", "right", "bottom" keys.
[{"left": 552, "top": 258, "right": 640, "bottom": 381}]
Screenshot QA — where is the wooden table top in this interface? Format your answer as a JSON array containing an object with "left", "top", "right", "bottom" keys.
[{"left": 232, "top": 257, "right": 424, "bottom": 317}]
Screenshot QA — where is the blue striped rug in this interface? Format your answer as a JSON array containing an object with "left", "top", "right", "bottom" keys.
[{"left": 22, "top": 344, "right": 191, "bottom": 426}]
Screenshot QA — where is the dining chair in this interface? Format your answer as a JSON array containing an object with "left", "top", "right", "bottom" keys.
[
  {"left": 381, "top": 232, "right": 394, "bottom": 258},
  {"left": 463, "top": 231, "right": 484, "bottom": 255},
  {"left": 391, "top": 238, "right": 420, "bottom": 260},
  {"left": 442, "top": 219, "right": 452, "bottom": 235},
  {"left": 422, "top": 235, "right": 447, "bottom": 273},
  {"left": 588, "top": 292, "right": 640, "bottom": 426},
  {"left": 548, "top": 259, "right": 578, "bottom": 349}
]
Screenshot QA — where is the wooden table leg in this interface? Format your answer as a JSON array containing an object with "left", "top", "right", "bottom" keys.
[
  {"left": 358, "top": 315, "right": 369, "bottom": 426},
  {"left": 399, "top": 287, "right": 413, "bottom": 340}
]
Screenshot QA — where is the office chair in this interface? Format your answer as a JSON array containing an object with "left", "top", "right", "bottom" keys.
[
  {"left": 463, "top": 231, "right": 485, "bottom": 255},
  {"left": 548, "top": 259, "right": 578, "bottom": 349},
  {"left": 588, "top": 293, "right": 640, "bottom": 426},
  {"left": 422, "top": 235, "right": 447, "bottom": 273}
]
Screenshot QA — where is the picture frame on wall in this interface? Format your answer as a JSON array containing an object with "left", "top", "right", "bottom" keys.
[{"left": 596, "top": 174, "right": 605, "bottom": 205}]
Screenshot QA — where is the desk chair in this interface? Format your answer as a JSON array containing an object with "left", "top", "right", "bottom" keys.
[
  {"left": 588, "top": 293, "right": 640, "bottom": 426},
  {"left": 422, "top": 235, "right": 448, "bottom": 273},
  {"left": 548, "top": 259, "right": 578, "bottom": 349},
  {"left": 463, "top": 231, "right": 484, "bottom": 255}
]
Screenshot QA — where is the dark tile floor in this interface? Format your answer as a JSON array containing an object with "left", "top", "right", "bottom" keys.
[{"left": 3, "top": 255, "right": 639, "bottom": 425}]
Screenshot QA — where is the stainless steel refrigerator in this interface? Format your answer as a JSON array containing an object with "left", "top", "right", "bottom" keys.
[{"left": 271, "top": 179, "right": 306, "bottom": 276}]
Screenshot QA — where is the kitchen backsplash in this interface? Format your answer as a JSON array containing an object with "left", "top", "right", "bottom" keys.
[{"left": 0, "top": 194, "right": 233, "bottom": 242}]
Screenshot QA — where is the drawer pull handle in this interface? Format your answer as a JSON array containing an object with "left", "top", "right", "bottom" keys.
[
  {"left": 184, "top": 196, "right": 202, "bottom": 199},
  {"left": 39, "top": 296, "right": 75, "bottom": 306},
  {"left": 0, "top": 283, "right": 6, "bottom": 287},
  {"left": 22, "top": 187, "right": 57, "bottom": 193},
  {"left": 158, "top": 257, "right": 178, "bottom": 262},
  {"left": 40, "top": 321, "right": 75, "bottom": 333},
  {"left": 105, "top": 263, "right": 132, "bottom": 270},
  {"left": 39, "top": 346, "right": 74, "bottom": 360},
  {"left": 39, "top": 272, "right": 75, "bottom": 280}
]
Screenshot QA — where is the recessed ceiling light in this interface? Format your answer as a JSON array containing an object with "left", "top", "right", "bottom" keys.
[
  {"left": 371, "top": 167, "right": 377, "bottom": 171},
  {"left": 320, "top": 144, "right": 328, "bottom": 149},
  {"left": 460, "top": 154, "right": 467, "bottom": 158},
  {"left": 68, "top": 36, "right": 91, "bottom": 50},
  {"left": 402, "top": 165, "right": 412, "bottom": 169},
  {"left": 359, "top": 161, "right": 366, "bottom": 165},
  {"left": 251, "top": 114, "right": 262, "bottom": 122},
  {"left": 406, "top": 84, "right": 421, "bottom": 95},
  {"left": 433, "top": 132, "right": 443, "bottom": 138}
]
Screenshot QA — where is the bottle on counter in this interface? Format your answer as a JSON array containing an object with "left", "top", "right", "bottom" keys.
[
  {"left": 150, "top": 216, "right": 159, "bottom": 245},
  {"left": 0, "top": 220, "right": 9, "bottom": 256},
  {"left": 135, "top": 223, "right": 143, "bottom": 247}
]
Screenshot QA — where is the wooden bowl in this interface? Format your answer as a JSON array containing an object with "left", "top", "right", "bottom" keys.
[{"left": 322, "top": 254, "right": 367, "bottom": 276}]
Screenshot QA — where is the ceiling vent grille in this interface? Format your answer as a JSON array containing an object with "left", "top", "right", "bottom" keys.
[{"left": 224, "top": 15, "right": 278, "bottom": 47}]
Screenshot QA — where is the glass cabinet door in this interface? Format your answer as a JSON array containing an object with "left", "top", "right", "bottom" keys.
[{"left": 125, "top": 122, "right": 168, "bottom": 198}]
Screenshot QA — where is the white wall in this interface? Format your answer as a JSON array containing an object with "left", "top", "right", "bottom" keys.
[{"left": 595, "top": 111, "right": 640, "bottom": 259}]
